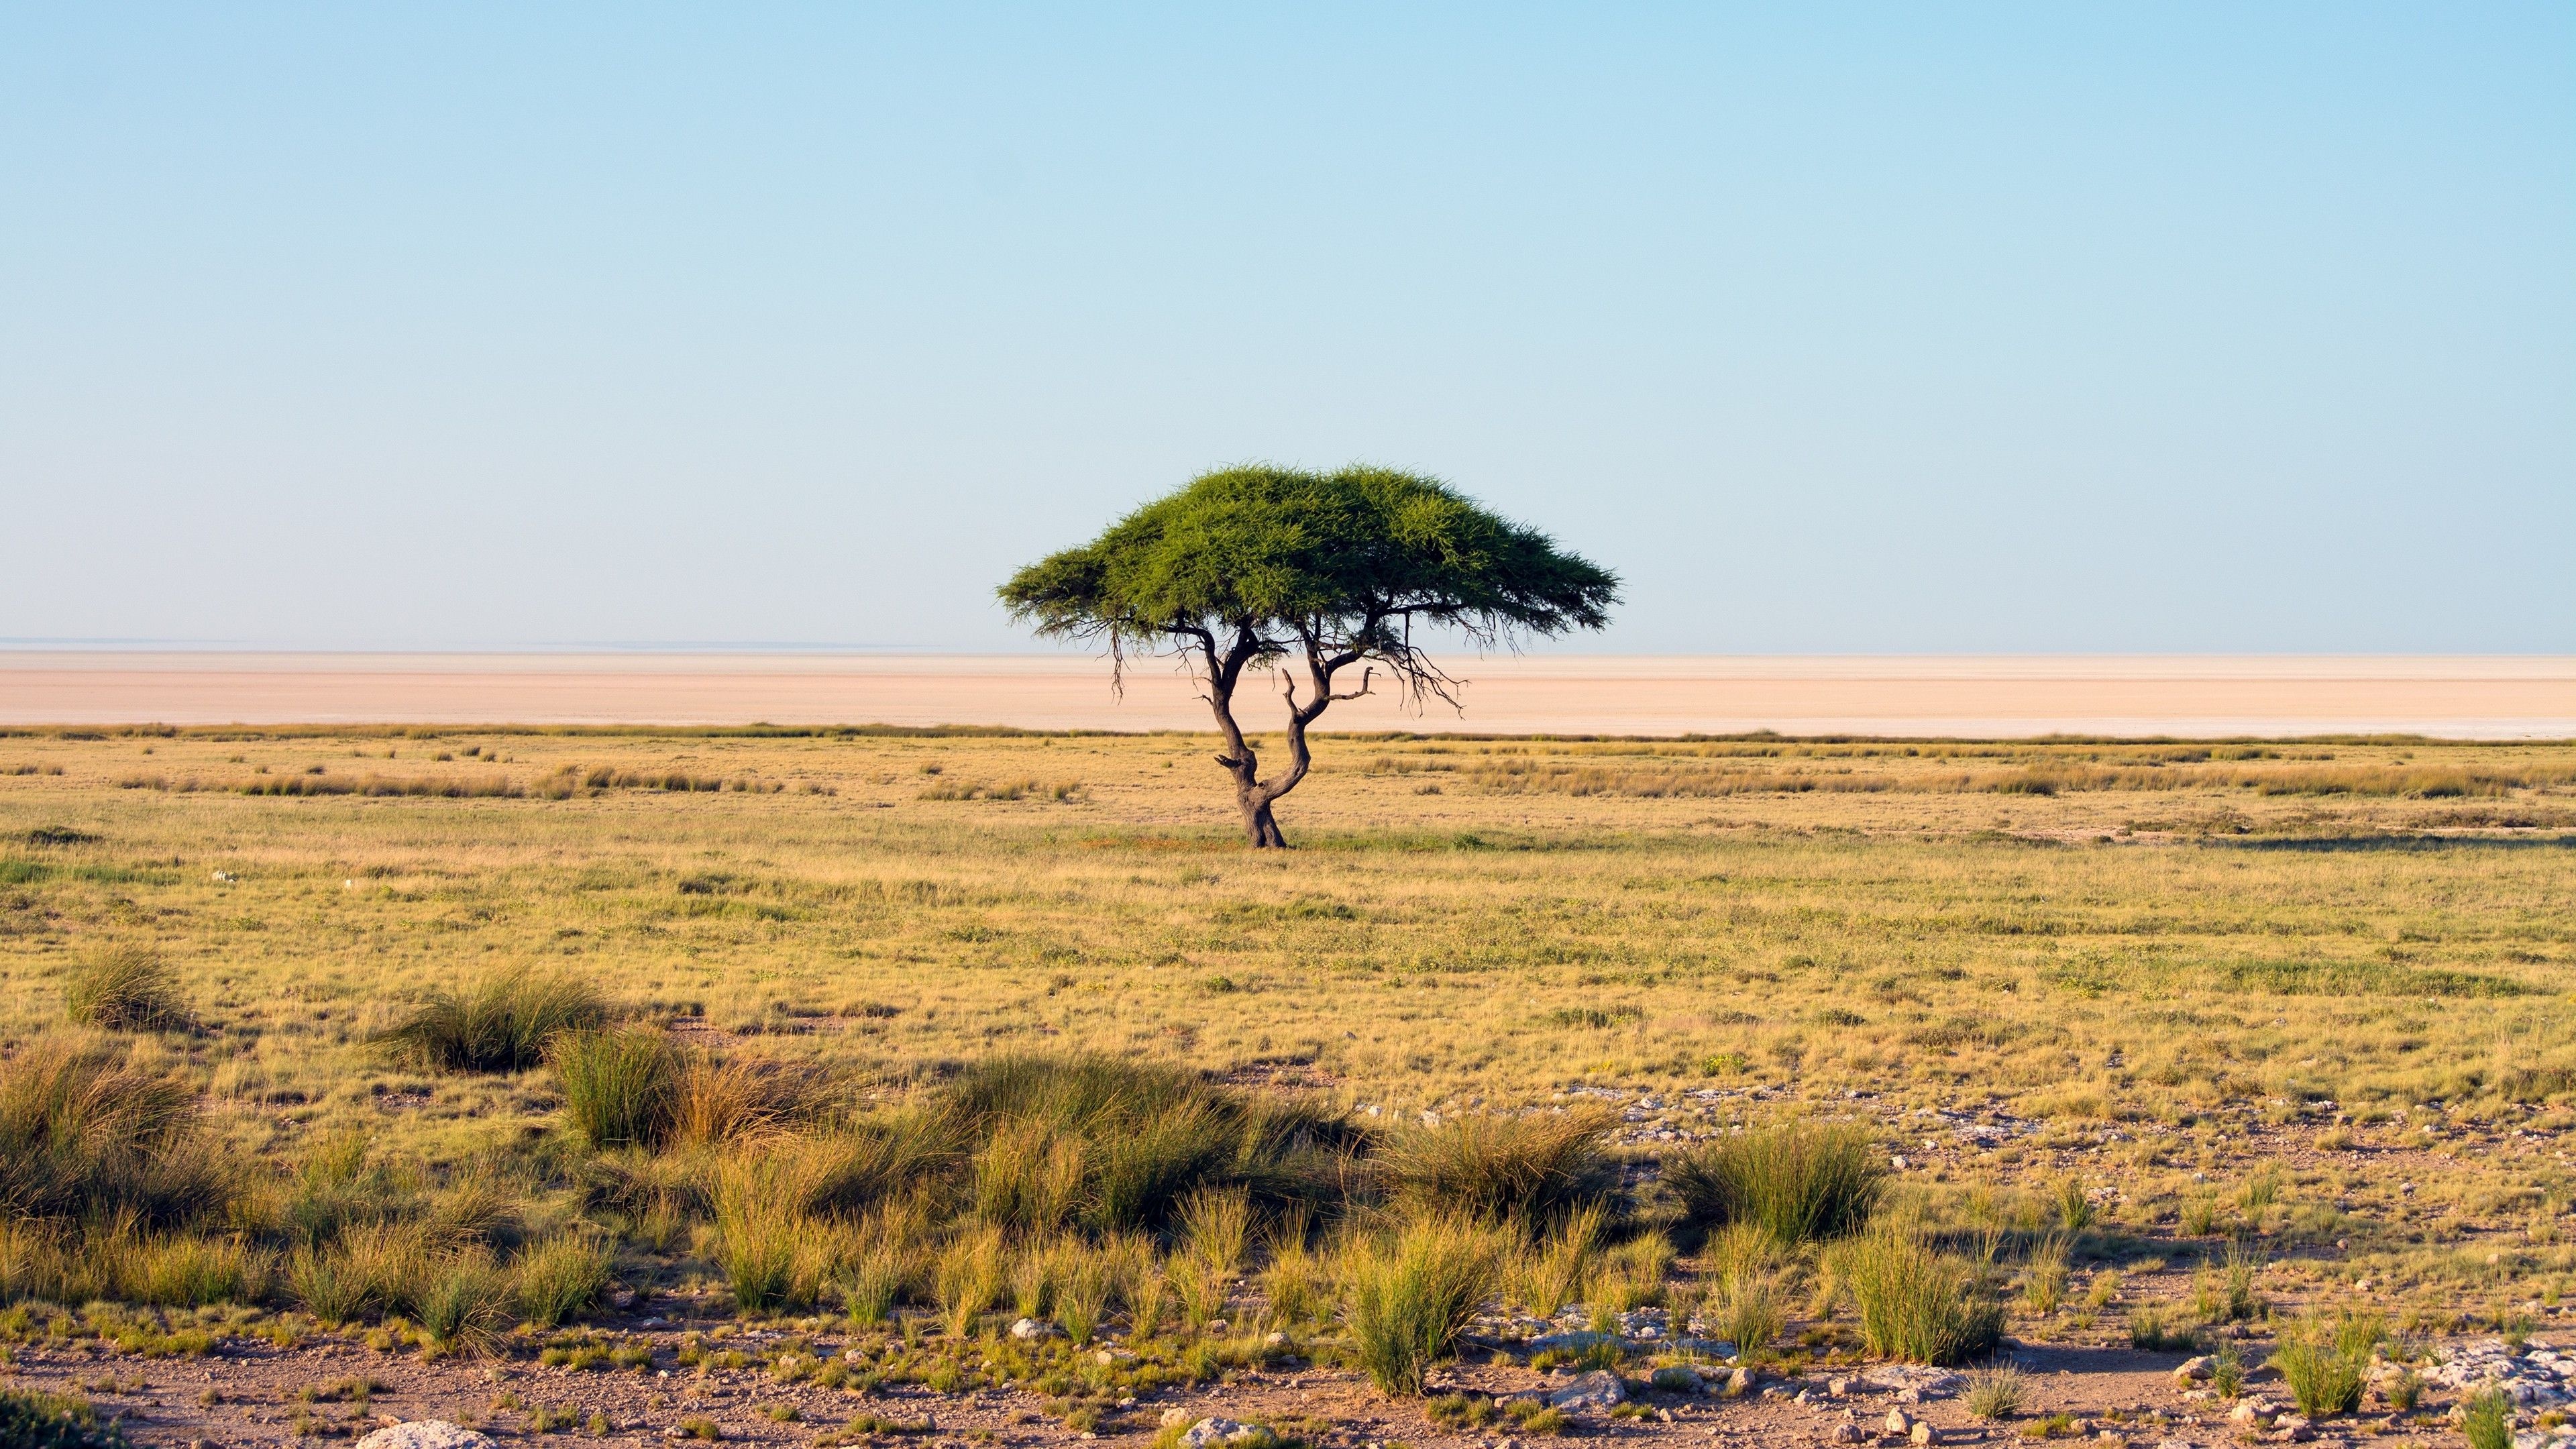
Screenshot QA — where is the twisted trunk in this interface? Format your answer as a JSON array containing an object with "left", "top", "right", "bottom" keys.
[{"left": 1193, "top": 622, "right": 1370, "bottom": 849}]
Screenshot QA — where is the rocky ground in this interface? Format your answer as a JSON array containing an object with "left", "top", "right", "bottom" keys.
[{"left": 3, "top": 1307, "right": 2562, "bottom": 1449}]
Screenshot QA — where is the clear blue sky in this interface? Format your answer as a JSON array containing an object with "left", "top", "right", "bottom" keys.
[{"left": 3, "top": 4, "right": 2569, "bottom": 653}]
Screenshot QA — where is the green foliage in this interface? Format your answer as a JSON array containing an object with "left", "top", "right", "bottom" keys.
[
  {"left": 1837, "top": 1226, "right": 2006, "bottom": 1366},
  {"left": 2460, "top": 1389, "right": 2512, "bottom": 1449},
  {"left": 2127, "top": 1307, "right": 2196, "bottom": 1352},
  {"left": 1342, "top": 1217, "right": 1503, "bottom": 1395},
  {"left": 1375, "top": 1110, "right": 1616, "bottom": 1231},
  {"left": 552, "top": 1028, "right": 680, "bottom": 1148},
  {"left": 2267, "top": 1312, "right": 2381, "bottom": 1417},
  {"left": 61, "top": 947, "right": 190, "bottom": 1032},
  {"left": 514, "top": 1232, "right": 616, "bottom": 1328},
  {"left": 0, "top": 1387, "right": 127, "bottom": 1449},
  {"left": 0, "top": 1040, "right": 224, "bottom": 1229},
  {"left": 1666, "top": 1119, "right": 1885, "bottom": 1244},
  {"left": 378, "top": 967, "right": 609, "bottom": 1073},
  {"left": 999, "top": 465, "right": 1617, "bottom": 661}
]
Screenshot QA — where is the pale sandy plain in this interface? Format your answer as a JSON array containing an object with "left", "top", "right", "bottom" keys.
[{"left": 3, "top": 651, "right": 2571, "bottom": 736}]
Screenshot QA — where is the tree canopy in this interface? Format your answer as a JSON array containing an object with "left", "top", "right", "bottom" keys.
[{"left": 999, "top": 465, "right": 1618, "bottom": 845}]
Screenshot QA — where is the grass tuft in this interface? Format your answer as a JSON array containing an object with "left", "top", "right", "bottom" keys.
[
  {"left": 553, "top": 1027, "right": 681, "bottom": 1148},
  {"left": 1836, "top": 1224, "right": 2005, "bottom": 1366},
  {"left": 1666, "top": 1118, "right": 1884, "bottom": 1244},
  {"left": 1374, "top": 1110, "right": 1615, "bottom": 1230},
  {"left": 0, "top": 1040, "right": 224, "bottom": 1228},
  {"left": 378, "top": 967, "right": 609, "bottom": 1073},
  {"left": 514, "top": 1232, "right": 616, "bottom": 1328},
  {"left": 1342, "top": 1216, "right": 1503, "bottom": 1395},
  {"left": 61, "top": 947, "right": 191, "bottom": 1032},
  {"left": 2267, "top": 1311, "right": 2381, "bottom": 1418}
]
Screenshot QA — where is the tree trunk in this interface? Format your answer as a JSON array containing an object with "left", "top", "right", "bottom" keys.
[{"left": 1240, "top": 792, "right": 1287, "bottom": 848}]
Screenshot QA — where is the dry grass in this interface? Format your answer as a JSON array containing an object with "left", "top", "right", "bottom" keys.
[
  {"left": 0, "top": 725, "right": 2570, "bottom": 1337},
  {"left": 60, "top": 945, "right": 191, "bottom": 1032}
]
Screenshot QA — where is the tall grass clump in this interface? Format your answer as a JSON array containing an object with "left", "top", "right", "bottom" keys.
[
  {"left": 1506, "top": 1204, "right": 1604, "bottom": 1317},
  {"left": 379, "top": 967, "right": 609, "bottom": 1073},
  {"left": 2460, "top": 1389, "right": 2514, "bottom": 1449},
  {"left": 934, "top": 1227, "right": 1008, "bottom": 1339},
  {"left": 415, "top": 1248, "right": 513, "bottom": 1356},
  {"left": 1835, "top": 1225, "right": 2004, "bottom": 1366},
  {"left": 1666, "top": 1119, "right": 1884, "bottom": 1245},
  {"left": 712, "top": 1153, "right": 831, "bottom": 1313},
  {"left": 1702, "top": 1224, "right": 1786, "bottom": 1356},
  {"left": 122, "top": 1232, "right": 267, "bottom": 1306},
  {"left": 2268, "top": 1312, "right": 2382, "bottom": 1417},
  {"left": 61, "top": 947, "right": 190, "bottom": 1032},
  {"left": 289, "top": 1221, "right": 434, "bottom": 1323},
  {"left": 1375, "top": 1110, "right": 1615, "bottom": 1231},
  {"left": 941, "top": 1054, "right": 1354, "bottom": 1235},
  {"left": 1342, "top": 1218, "right": 1504, "bottom": 1395},
  {"left": 1053, "top": 1248, "right": 1113, "bottom": 1342},
  {"left": 553, "top": 1028, "right": 681, "bottom": 1148},
  {"left": 514, "top": 1232, "right": 616, "bottom": 1327},
  {"left": 0, "top": 1040, "right": 225, "bottom": 1228},
  {"left": 668, "top": 1053, "right": 830, "bottom": 1148}
]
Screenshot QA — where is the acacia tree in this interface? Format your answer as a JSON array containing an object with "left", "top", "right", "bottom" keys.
[{"left": 998, "top": 465, "right": 1619, "bottom": 847}]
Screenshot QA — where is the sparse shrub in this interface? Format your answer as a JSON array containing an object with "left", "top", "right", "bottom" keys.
[
  {"left": 1512, "top": 1405, "right": 1570, "bottom": 1436},
  {"left": 2460, "top": 1388, "right": 2512, "bottom": 1449},
  {"left": 62, "top": 947, "right": 189, "bottom": 1032},
  {"left": 553, "top": 1027, "right": 680, "bottom": 1148},
  {"left": 2268, "top": 1311, "right": 2381, "bottom": 1417},
  {"left": 2379, "top": 1367, "right": 2422, "bottom": 1412},
  {"left": 378, "top": 967, "right": 608, "bottom": 1073},
  {"left": 2179, "top": 1195, "right": 2222, "bottom": 1236},
  {"left": 2235, "top": 1167, "right": 2281, "bottom": 1212},
  {"left": 2200, "top": 1239, "right": 2264, "bottom": 1322},
  {"left": 1965, "top": 1364, "right": 2024, "bottom": 1420},
  {"left": 415, "top": 1249, "right": 513, "bottom": 1356},
  {"left": 1666, "top": 1119, "right": 1884, "bottom": 1244},
  {"left": 1375, "top": 1110, "right": 1615, "bottom": 1230},
  {"left": 515, "top": 1232, "right": 616, "bottom": 1328},
  {"left": 1342, "top": 1217, "right": 1503, "bottom": 1395},
  {"left": 2208, "top": 1340, "right": 2245, "bottom": 1398},
  {"left": 1837, "top": 1224, "right": 2005, "bottom": 1366}
]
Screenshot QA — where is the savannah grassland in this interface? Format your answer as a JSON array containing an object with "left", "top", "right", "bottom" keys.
[
  {"left": 5, "top": 727, "right": 2574, "bottom": 1329},
  {"left": 5, "top": 722, "right": 2576, "bottom": 1444}
]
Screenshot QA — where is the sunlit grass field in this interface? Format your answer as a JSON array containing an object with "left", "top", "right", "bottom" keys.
[{"left": 1, "top": 725, "right": 2571, "bottom": 1333}]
